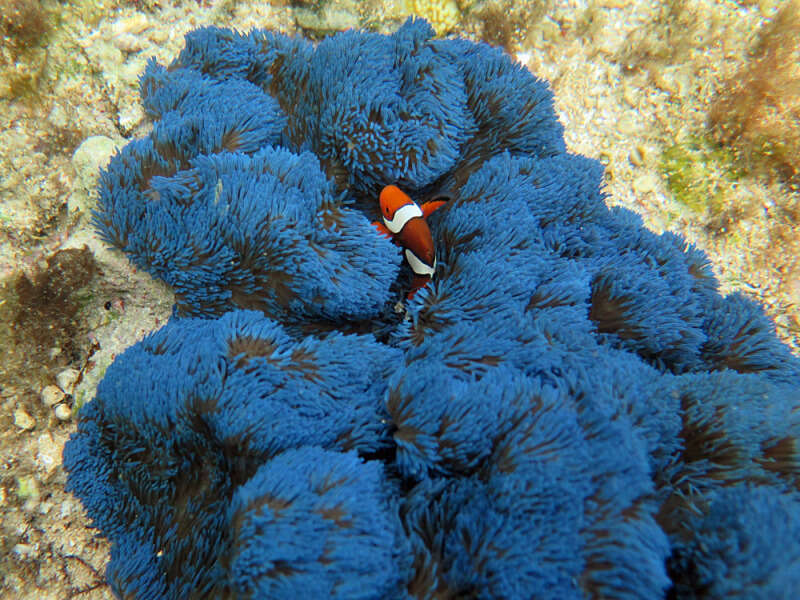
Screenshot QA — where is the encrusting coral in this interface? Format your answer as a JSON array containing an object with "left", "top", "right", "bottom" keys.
[{"left": 64, "top": 18, "right": 800, "bottom": 599}]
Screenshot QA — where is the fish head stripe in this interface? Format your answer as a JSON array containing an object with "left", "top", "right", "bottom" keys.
[
  {"left": 404, "top": 248, "right": 436, "bottom": 277},
  {"left": 379, "top": 185, "right": 412, "bottom": 217},
  {"left": 383, "top": 202, "right": 423, "bottom": 234}
]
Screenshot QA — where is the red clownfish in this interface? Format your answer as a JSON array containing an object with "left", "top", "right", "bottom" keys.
[{"left": 373, "top": 184, "right": 447, "bottom": 299}]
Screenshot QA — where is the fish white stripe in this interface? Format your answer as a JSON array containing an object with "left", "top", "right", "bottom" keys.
[
  {"left": 383, "top": 203, "right": 423, "bottom": 234},
  {"left": 405, "top": 248, "right": 435, "bottom": 277}
]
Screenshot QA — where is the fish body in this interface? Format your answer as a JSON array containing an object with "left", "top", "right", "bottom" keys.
[{"left": 374, "top": 185, "right": 446, "bottom": 298}]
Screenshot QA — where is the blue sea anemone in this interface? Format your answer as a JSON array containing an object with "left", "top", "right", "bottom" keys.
[{"left": 65, "top": 17, "right": 800, "bottom": 599}]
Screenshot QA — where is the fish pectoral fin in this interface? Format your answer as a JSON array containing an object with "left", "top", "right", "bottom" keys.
[
  {"left": 420, "top": 200, "right": 447, "bottom": 219},
  {"left": 372, "top": 221, "right": 393, "bottom": 238}
]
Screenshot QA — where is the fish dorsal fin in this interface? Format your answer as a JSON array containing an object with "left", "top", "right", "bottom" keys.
[{"left": 420, "top": 199, "right": 447, "bottom": 219}]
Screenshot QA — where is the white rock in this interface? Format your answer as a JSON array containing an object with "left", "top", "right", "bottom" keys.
[
  {"left": 66, "top": 190, "right": 88, "bottom": 216},
  {"left": 54, "top": 403, "right": 73, "bottom": 421},
  {"left": 72, "top": 135, "right": 120, "bottom": 193},
  {"left": 121, "top": 56, "right": 147, "bottom": 83},
  {"left": 17, "top": 476, "right": 39, "bottom": 510},
  {"left": 149, "top": 28, "right": 169, "bottom": 44},
  {"left": 118, "top": 103, "right": 145, "bottom": 133},
  {"left": 616, "top": 114, "right": 638, "bottom": 136},
  {"left": 41, "top": 385, "right": 65, "bottom": 407},
  {"left": 113, "top": 33, "right": 144, "bottom": 53},
  {"left": 85, "top": 41, "right": 125, "bottom": 72},
  {"left": 60, "top": 500, "right": 74, "bottom": 518},
  {"left": 622, "top": 84, "right": 639, "bottom": 108},
  {"left": 37, "top": 433, "right": 62, "bottom": 476},
  {"left": 13, "top": 408, "right": 35, "bottom": 431},
  {"left": 47, "top": 103, "right": 70, "bottom": 128},
  {"left": 112, "top": 14, "right": 150, "bottom": 36},
  {"left": 632, "top": 173, "right": 659, "bottom": 195},
  {"left": 629, "top": 147, "right": 644, "bottom": 167},
  {"left": 673, "top": 68, "right": 693, "bottom": 98},
  {"left": 56, "top": 368, "right": 80, "bottom": 393},
  {"left": 13, "top": 544, "right": 36, "bottom": 558}
]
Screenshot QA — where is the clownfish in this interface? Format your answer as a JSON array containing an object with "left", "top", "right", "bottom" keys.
[{"left": 373, "top": 185, "right": 447, "bottom": 299}]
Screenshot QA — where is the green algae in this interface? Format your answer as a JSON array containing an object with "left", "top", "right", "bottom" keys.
[{"left": 659, "top": 135, "right": 745, "bottom": 216}]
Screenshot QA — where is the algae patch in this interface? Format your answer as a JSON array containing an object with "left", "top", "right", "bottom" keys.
[{"left": 660, "top": 136, "right": 745, "bottom": 219}]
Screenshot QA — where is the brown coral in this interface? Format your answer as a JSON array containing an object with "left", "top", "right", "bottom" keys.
[
  {"left": 7, "top": 247, "right": 97, "bottom": 378},
  {"left": 709, "top": 1, "right": 800, "bottom": 189},
  {"left": 0, "top": 0, "right": 51, "bottom": 50}
]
